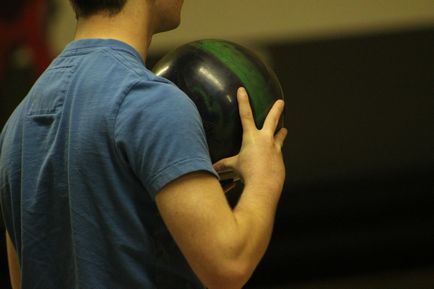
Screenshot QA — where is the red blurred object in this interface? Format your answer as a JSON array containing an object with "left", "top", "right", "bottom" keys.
[{"left": 0, "top": 0, "right": 53, "bottom": 79}]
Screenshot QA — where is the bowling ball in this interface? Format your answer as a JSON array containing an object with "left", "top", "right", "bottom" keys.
[{"left": 153, "top": 39, "right": 284, "bottom": 163}]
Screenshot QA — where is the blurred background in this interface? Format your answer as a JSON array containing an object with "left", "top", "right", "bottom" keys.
[{"left": 1, "top": 0, "right": 433, "bottom": 288}]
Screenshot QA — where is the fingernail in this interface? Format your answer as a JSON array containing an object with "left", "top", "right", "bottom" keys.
[{"left": 239, "top": 87, "right": 247, "bottom": 95}]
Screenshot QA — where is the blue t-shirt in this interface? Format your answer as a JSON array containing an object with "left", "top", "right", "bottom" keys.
[{"left": 0, "top": 39, "right": 218, "bottom": 289}]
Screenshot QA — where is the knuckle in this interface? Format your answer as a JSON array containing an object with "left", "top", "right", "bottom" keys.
[{"left": 240, "top": 110, "right": 253, "bottom": 120}]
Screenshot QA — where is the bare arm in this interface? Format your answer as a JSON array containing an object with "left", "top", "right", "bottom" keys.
[
  {"left": 156, "top": 88, "right": 287, "bottom": 289},
  {"left": 6, "top": 230, "right": 21, "bottom": 289}
]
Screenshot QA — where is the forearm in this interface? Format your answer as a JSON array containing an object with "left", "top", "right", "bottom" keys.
[
  {"left": 232, "top": 182, "right": 282, "bottom": 275},
  {"left": 199, "top": 182, "right": 282, "bottom": 289}
]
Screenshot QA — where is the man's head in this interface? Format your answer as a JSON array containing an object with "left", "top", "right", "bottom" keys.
[{"left": 69, "top": 0, "right": 184, "bottom": 34}]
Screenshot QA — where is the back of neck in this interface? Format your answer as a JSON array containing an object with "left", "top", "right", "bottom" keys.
[{"left": 73, "top": 7, "right": 153, "bottom": 61}]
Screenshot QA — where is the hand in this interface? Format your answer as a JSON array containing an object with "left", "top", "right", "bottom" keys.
[{"left": 213, "top": 87, "right": 287, "bottom": 194}]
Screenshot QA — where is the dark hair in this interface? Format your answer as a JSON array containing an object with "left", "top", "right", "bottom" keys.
[{"left": 69, "top": 0, "right": 127, "bottom": 18}]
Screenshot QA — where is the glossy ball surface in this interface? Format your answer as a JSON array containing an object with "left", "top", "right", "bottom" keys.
[{"left": 153, "top": 39, "right": 284, "bottom": 162}]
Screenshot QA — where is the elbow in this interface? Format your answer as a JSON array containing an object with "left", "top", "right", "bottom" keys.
[
  {"left": 196, "top": 232, "right": 259, "bottom": 289},
  {"left": 201, "top": 259, "right": 254, "bottom": 289}
]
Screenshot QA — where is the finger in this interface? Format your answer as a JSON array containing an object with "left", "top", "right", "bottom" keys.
[
  {"left": 213, "top": 156, "right": 241, "bottom": 181},
  {"left": 263, "top": 99, "right": 285, "bottom": 133},
  {"left": 220, "top": 180, "right": 237, "bottom": 193},
  {"left": 218, "top": 169, "right": 240, "bottom": 181},
  {"left": 237, "top": 87, "right": 256, "bottom": 132},
  {"left": 213, "top": 155, "right": 237, "bottom": 172},
  {"left": 274, "top": 127, "right": 288, "bottom": 149}
]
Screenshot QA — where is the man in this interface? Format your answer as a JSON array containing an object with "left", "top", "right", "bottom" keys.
[{"left": 0, "top": 0, "right": 287, "bottom": 288}]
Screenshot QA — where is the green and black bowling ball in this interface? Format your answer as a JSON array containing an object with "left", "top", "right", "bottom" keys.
[{"left": 153, "top": 39, "right": 284, "bottom": 163}]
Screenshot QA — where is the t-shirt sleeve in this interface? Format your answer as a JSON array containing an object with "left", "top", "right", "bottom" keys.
[{"left": 114, "top": 80, "right": 218, "bottom": 199}]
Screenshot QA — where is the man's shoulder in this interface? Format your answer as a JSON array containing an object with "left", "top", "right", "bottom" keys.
[
  {"left": 56, "top": 39, "right": 156, "bottom": 88},
  {"left": 124, "top": 77, "right": 198, "bottom": 118}
]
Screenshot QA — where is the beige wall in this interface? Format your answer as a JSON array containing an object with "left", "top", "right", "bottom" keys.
[{"left": 50, "top": 0, "right": 434, "bottom": 53}]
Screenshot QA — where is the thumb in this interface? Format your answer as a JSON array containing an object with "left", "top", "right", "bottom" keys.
[
  {"left": 213, "top": 155, "right": 238, "bottom": 172},
  {"left": 213, "top": 155, "right": 241, "bottom": 182}
]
